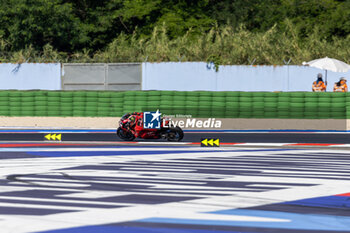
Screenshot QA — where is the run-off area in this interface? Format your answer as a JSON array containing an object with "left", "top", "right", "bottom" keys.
[{"left": 0, "top": 145, "right": 350, "bottom": 233}]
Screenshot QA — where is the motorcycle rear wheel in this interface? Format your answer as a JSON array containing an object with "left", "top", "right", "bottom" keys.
[
  {"left": 116, "top": 127, "right": 135, "bottom": 141},
  {"left": 166, "top": 126, "right": 184, "bottom": 142}
]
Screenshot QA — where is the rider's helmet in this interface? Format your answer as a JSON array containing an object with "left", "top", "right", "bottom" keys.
[{"left": 121, "top": 113, "right": 131, "bottom": 121}]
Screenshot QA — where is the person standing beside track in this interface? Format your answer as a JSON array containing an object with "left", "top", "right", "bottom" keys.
[
  {"left": 333, "top": 77, "right": 348, "bottom": 92},
  {"left": 312, "top": 73, "right": 327, "bottom": 92}
]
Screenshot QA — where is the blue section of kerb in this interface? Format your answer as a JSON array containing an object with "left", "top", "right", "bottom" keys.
[
  {"left": 135, "top": 194, "right": 350, "bottom": 231},
  {"left": 284, "top": 194, "right": 350, "bottom": 209},
  {"left": 139, "top": 208, "right": 350, "bottom": 231},
  {"left": 26, "top": 148, "right": 292, "bottom": 157},
  {"left": 38, "top": 225, "right": 249, "bottom": 233}
]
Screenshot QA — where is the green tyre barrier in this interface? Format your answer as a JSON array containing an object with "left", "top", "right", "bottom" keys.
[
  {"left": 35, "top": 111, "right": 47, "bottom": 116},
  {"left": 226, "top": 96, "right": 239, "bottom": 102},
  {"left": 198, "top": 91, "right": 212, "bottom": 97},
  {"left": 110, "top": 92, "right": 123, "bottom": 98},
  {"left": 239, "top": 113, "right": 253, "bottom": 118},
  {"left": 212, "top": 97, "right": 226, "bottom": 102},
  {"left": 9, "top": 97, "right": 21, "bottom": 102},
  {"left": 47, "top": 111, "right": 60, "bottom": 116},
  {"left": 212, "top": 92, "right": 226, "bottom": 97},
  {"left": 147, "top": 96, "right": 160, "bottom": 101},
  {"left": 226, "top": 92, "right": 240, "bottom": 97},
  {"left": 0, "top": 91, "right": 9, "bottom": 97},
  {"left": 72, "top": 92, "right": 86, "bottom": 97},
  {"left": 264, "top": 92, "right": 278, "bottom": 97},
  {"left": 60, "top": 92, "right": 74, "bottom": 98},
  {"left": 278, "top": 92, "right": 291, "bottom": 97},
  {"left": 304, "top": 92, "right": 317, "bottom": 97},
  {"left": 264, "top": 97, "right": 277, "bottom": 102},
  {"left": 0, "top": 97, "right": 9, "bottom": 102},
  {"left": 290, "top": 92, "right": 305, "bottom": 98},
  {"left": 21, "top": 111, "right": 35, "bottom": 116},
  {"left": 0, "top": 90, "right": 349, "bottom": 119},
  {"left": 73, "top": 97, "right": 85, "bottom": 102},
  {"left": 252, "top": 92, "right": 265, "bottom": 97},
  {"left": 60, "top": 111, "right": 73, "bottom": 117},
  {"left": 9, "top": 111, "right": 21, "bottom": 116},
  {"left": 84, "top": 111, "right": 97, "bottom": 117},
  {"left": 9, "top": 101, "right": 21, "bottom": 107},
  {"left": 225, "top": 112, "right": 239, "bottom": 118},
  {"left": 0, "top": 110, "right": 9, "bottom": 116},
  {"left": 264, "top": 112, "right": 278, "bottom": 118},
  {"left": 47, "top": 92, "right": 60, "bottom": 97},
  {"left": 239, "top": 97, "right": 252, "bottom": 102},
  {"left": 211, "top": 112, "right": 226, "bottom": 118},
  {"left": 239, "top": 92, "right": 252, "bottom": 97},
  {"left": 9, "top": 91, "right": 21, "bottom": 97}
]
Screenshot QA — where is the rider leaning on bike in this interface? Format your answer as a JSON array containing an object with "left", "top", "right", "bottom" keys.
[
  {"left": 117, "top": 111, "right": 184, "bottom": 141},
  {"left": 121, "top": 112, "right": 143, "bottom": 137}
]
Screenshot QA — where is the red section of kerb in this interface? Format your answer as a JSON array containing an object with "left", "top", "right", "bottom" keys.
[
  {"left": 285, "top": 143, "right": 341, "bottom": 146},
  {"left": 335, "top": 193, "right": 350, "bottom": 196}
]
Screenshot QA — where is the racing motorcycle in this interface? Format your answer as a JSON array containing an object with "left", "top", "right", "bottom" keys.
[{"left": 116, "top": 114, "right": 184, "bottom": 142}]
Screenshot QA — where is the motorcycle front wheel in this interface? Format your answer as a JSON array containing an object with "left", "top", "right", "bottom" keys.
[
  {"left": 166, "top": 126, "right": 184, "bottom": 142},
  {"left": 116, "top": 127, "right": 135, "bottom": 141}
]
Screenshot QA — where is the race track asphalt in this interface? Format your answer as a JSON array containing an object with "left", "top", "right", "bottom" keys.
[
  {"left": 0, "top": 132, "right": 349, "bottom": 143},
  {"left": 2, "top": 130, "right": 350, "bottom": 233}
]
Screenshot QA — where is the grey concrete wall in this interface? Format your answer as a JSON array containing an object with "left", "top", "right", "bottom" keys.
[{"left": 62, "top": 63, "right": 141, "bottom": 90}]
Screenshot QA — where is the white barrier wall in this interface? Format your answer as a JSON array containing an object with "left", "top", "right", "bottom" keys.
[
  {"left": 0, "top": 62, "right": 348, "bottom": 91},
  {"left": 142, "top": 62, "right": 350, "bottom": 92},
  {"left": 0, "top": 63, "right": 61, "bottom": 90}
]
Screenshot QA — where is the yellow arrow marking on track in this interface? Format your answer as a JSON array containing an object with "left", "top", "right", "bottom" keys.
[
  {"left": 45, "top": 134, "right": 51, "bottom": 140},
  {"left": 201, "top": 139, "right": 208, "bottom": 146},
  {"left": 45, "top": 133, "right": 62, "bottom": 141},
  {"left": 213, "top": 139, "right": 220, "bottom": 146}
]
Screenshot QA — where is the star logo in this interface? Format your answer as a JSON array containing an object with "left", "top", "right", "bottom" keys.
[
  {"left": 150, "top": 109, "right": 161, "bottom": 122},
  {"left": 143, "top": 110, "right": 162, "bottom": 129}
]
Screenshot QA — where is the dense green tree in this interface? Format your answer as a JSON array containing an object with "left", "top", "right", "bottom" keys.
[
  {"left": 59, "top": 0, "right": 123, "bottom": 50},
  {"left": 278, "top": 0, "right": 343, "bottom": 39},
  {"left": 0, "top": 0, "right": 349, "bottom": 63},
  {"left": 208, "top": 0, "right": 350, "bottom": 39},
  {"left": 0, "top": 0, "right": 85, "bottom": 51},
  {"left": 113, "top": 0, "right": 214, "bottom": 38},
  {"left": 246, "top": 0, "right": 350, "bottom": 39},
  {"left": 207, "top": 0, "right": 280, "bottom": 30}
]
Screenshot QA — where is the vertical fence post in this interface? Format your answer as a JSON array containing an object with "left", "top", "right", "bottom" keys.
[
  {"left": 104, "top": 63, "right": 108, "bottom": 90},
  {"left": 61, "top": 63, "right": 64, "bottom": 90},
  {"left": 283, "top": 59, "right": 292, "bottom": 91}
]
